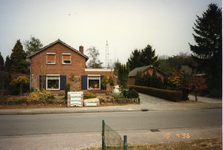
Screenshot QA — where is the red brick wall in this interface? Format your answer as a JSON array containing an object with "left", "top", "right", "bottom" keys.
[
  {"left": 30, "top": 43, "right": 86, "bottom": 91},
  {"left": 142, "top": 68, "right": 165, "bottom": 82},
  {"left": 128, "top": 67, "right": 165, "bottom": 85},
  {"left": 128, "top": 77, "right": 135, "bottom": 85}
]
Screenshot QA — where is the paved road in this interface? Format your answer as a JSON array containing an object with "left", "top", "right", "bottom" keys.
[
  {"left": 0, "top": 93, "right": 221, "bottom": 149},
  {"left": 0, "top": 109, "right": 221, "bottom": 136},
  {"left": 0, "top": 109, "right": 221, "bottom": 149}
]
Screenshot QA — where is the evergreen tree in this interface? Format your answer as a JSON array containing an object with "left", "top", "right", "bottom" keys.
[
  {"left": 135, "top": 71, "right": 140, "bottom": 85},
  {"left": 189, "top": 3, "right": 222, "bottom": 95},
  {"left": 150, "top": 68, "right": 157, "bottom": 88},
  {"left": 118, "top": 62, "right": 130, "bottom": 89},
  {"left": 0, "top": 54, "right": 12, "bottom": 96},
  {"left": 142, "top": 73, "right": 146, "bottom": 86},
  {"left": 113, "top": 60, "right": 121, "bottom": 76},
  {"left": 10, "top": 40, "right": 28, "bottom": 73},
  {"left": 157, "top": 59, "right": 172, "bottom": 75},
  {"left": 128, "top": 44, "right": 159, "bottom": 71},
  {"left": 4, "top": 56, "right": 11, "bottom": 72},
  {"left": 24, "top": 36, "right": 43, "bottom": 56},
  {"left": 146, "top": 71, "right": 151, "bottom": 87},
  {"left": 140, "top": 45, "right": 159, "bottom": 67},
  {"left": 0, "top": 52, "right": 4, "bottom": 71},
  {"left": 144, "top": 72, "right": 148, "bottom": 86},
  {"left": 138, "top": 71, "right": 143, "bottom": 86},
  {"left": 128, "top": 49, "right": 141, "bottom": 71}
]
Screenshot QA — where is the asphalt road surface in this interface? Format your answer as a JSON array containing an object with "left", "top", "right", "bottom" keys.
[{"left": 0, "top": 109, "right": 221, "bottom": 136}]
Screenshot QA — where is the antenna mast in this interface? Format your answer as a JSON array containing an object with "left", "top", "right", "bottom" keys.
[{"left": 105, "top": 40, "right": 109, "bottom": 68}]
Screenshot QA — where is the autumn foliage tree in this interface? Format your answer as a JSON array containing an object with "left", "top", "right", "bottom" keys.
[
  {"left": 101, "top": 75, "right": 114, "bottom": 92},
  {"left": 188, "top": 77, "right": 207, "bottom": 101},
  {"left": 167, "top": 68, "right": 188, "bottom": 100},
  {"left": 101, "top": 76, "right": 109, "bottom": 88},
  {"left": 10, "top": 76, "right": 29, "bottom": 96}
]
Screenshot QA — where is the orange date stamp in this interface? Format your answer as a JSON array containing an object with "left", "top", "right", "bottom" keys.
[{"left": 164, "top": 133, "right": 190, "bottom": 139}]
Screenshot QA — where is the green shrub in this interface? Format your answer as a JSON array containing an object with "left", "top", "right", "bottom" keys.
[
  {"left": 84, "top": 92, "right": 97, "bottom": 99},
  {"left": 130, "top": 85, "right": 182, "bottom": 102},
  {"left": 30, "top": 87, "right": 36, "bottom": 92},
  {"left": 26, "top": 89, "right": 55, "bottom": 101},
  {"left": 65, "top": 82, "right": 70, "bottom": 99},
  {"left": 0, "top": 96, "right": 7, "bottom": 105},
  {"left": 128, "top": 89, "right": 139, "bottom": 98},
  {"left": 114, "top": 93, "right": 125, "bottom": 100}
]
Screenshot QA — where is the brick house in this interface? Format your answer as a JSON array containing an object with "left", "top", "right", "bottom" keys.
[
  {"left": 28, "top": 39, "right": 114, "bottom": 94},
  {"left": 128, "top": 65, "right": 166, "bottom": 85}
]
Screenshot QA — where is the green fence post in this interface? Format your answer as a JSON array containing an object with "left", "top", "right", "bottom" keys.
[
  {"left": 123, "top": 135, "right": 127, "bottom": 150},
  {"left": 102, "top": 120, "right": 105, "bottom": 150}
]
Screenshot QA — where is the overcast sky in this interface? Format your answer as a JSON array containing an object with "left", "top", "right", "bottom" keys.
[{"left": 0, "top": 0, "right": 221, "bottom": 66}]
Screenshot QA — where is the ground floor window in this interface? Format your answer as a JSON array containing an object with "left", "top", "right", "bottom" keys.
[
  {"left": 46, "top": 76, "right": 60, "bottom": 90},
  {"left": 88, "top": 76, "right": 100, "bottom": 90}
]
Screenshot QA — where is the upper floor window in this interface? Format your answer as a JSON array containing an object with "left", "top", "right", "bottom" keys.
[
  {"left": 46, "top": 53, "right": 56, "bottom": 64},
  {"left": 62, "top": 53, "right": 71, "bottom": 64}
]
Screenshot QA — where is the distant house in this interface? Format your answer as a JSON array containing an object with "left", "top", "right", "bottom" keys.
[
  {"left": 182, "top": 65, "right": 206, "bottom": 77},
  {"left": 27, "top": 39, "right": 114, "bottom": 94},
  {"left": 128, "top": 65, "right": 166, "bottom": 85}
]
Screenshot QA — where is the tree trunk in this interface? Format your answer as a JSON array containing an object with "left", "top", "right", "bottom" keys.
[
  {"left": 195, "top": 91, "right": 197, "bottom": 102},
  {"left": 20, "top": 84, "right": 22, "bottom": 96},
  {"left": 0, "top": 81, "right": 5, "bottom": 97}
]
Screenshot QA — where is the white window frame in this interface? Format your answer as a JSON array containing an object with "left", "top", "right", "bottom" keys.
[
  {"left": 46, "top": 74, "right": 60, "bottom": 90},
  {"left": 87, "top": 74, "right": 101, "bottom": 90},
  {"left": 62, "top": 53, "right": 71, "bottom": 64},
  {"left": 46, "top": 53, "right": 56, "bottom": 64}
]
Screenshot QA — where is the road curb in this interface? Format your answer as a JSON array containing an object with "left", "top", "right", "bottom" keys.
[
  {"left": 0, "top": 108, "right": 143, "bottom": 115},
  {"left": 0, "top": 105, "right": 222, "bottom": 115}
]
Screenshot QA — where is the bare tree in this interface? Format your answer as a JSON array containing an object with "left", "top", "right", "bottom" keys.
[{"left": 86, "top": 46, "right": 103, "bottom": 68}]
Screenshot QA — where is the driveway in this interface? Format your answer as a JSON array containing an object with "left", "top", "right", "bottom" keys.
[{"left": 139, "top": 93, "right": 222, "bottom": 111}]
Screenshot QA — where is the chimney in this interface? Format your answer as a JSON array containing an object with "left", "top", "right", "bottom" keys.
[{"left": 79, "top": 46, "right": 83, "bottom": 54}]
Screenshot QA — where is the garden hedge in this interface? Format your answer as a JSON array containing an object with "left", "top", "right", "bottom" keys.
[{"left": 129, "top": 85, "right": 183, "bottom": 102}]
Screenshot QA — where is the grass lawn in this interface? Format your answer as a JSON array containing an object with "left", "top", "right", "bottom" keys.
[{"left": 83, "top": 137, "right": 222, "bottom": 150}]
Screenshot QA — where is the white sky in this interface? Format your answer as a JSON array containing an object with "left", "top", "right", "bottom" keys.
[{"left": 0, "top": 0, "right": 222, "bottom": 66}]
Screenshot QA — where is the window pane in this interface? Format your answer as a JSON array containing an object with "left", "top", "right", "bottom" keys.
[
  {"left": 63, "top": 60, "right": 70, "bottom": 64},
  {"left": 47, "top": 76, "right": 59, "bottom": 89},
  {"left": 88, "top": 80, "right": 99, "bottom": 89}
]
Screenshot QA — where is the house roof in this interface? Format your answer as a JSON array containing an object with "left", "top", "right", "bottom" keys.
[
  {"left": 129, "top": 65, "right": 166, "bottom": 77},
  {"left": 182, "top": 65, "right": 192, "bottom": 75},
  {"left": 182, "top": 65, "right": 206, "bottom": 76},
  {"left": 27, "top": 39, "right": 89, "bottom": 60}
]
